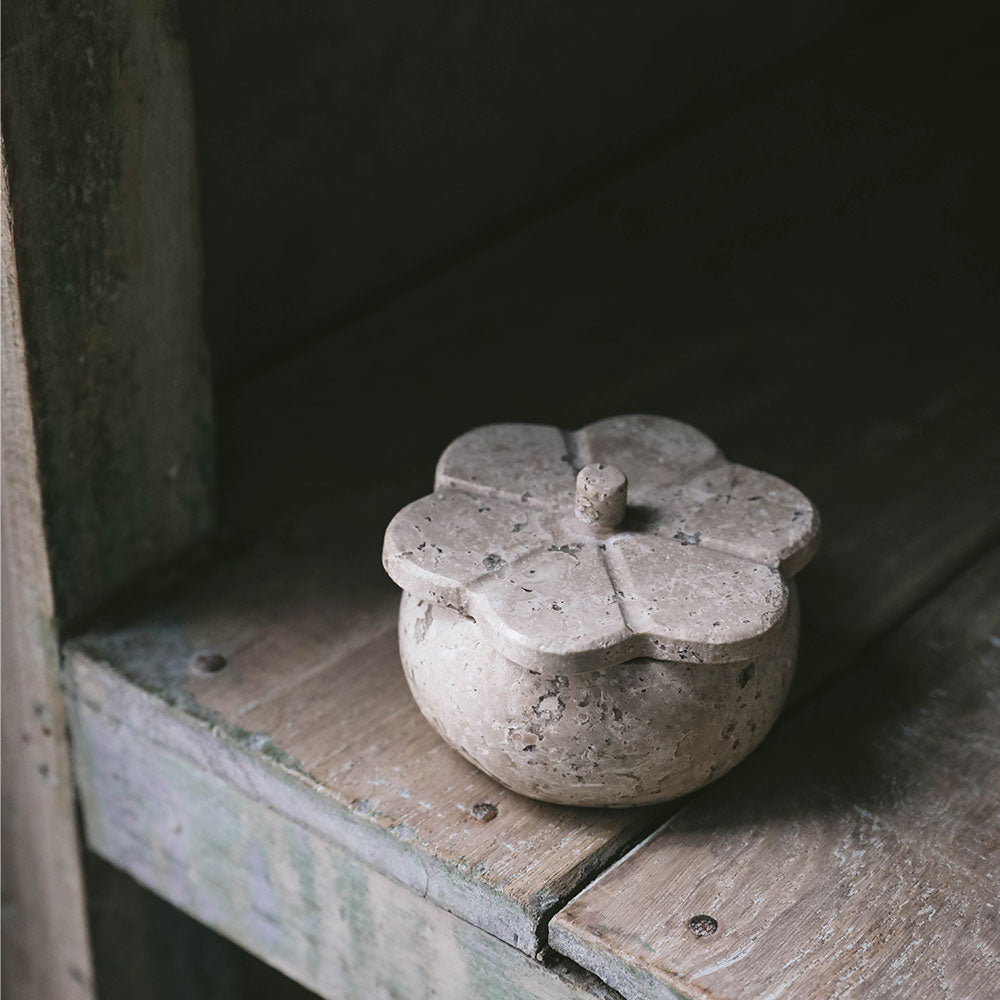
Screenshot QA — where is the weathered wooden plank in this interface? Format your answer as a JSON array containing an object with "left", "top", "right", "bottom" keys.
[
  {"left": 1, "top": 0, "right": 212, "bottom": 625},
  {"left": 3, "top": 3, "right": 213, "bottom": 993},
  {"left": 185, "top": 0, "right": 874, "bottom": 381},
  {"left": 781, "top": 380, "right": 1000, "bottom": 698},
  {"left": 65, "top": 501, "right": 661, "bottom": 960},
  {"left": 549, "top": 546, "right": 1000, "bottom": 1000},
  {"left": 65, "top": 345, "right": 998, "bottom": 977},
  {"left": 1, "top": 158, "right": 94, "bottom": 1000},
  {"left": 68, "top": 673, "right": 623, "bottom": 1000},
  {"left": 84, "top": 851, "right": 319, "bottom": 1000}
]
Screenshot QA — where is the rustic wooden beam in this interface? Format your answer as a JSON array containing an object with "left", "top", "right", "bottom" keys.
[
  {"left": 2, "top": 157, "right": 94, "bottom": 1000},
  {"left": 1, "top": 0, "right": 213, "bottom": 627},
  {"left": 2, "top": 3, "right": 210, "bottom": 996}
]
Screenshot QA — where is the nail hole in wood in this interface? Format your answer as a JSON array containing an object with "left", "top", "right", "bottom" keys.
[
  {"left": 190, "top": 651, "right": 227, "bottom": 675},
  {"left": 470, "top": 802, "right": 498, "bottom": 822}
]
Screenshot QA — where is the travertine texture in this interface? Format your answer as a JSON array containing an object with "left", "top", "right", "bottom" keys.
[
  {"left": 399, "top": 586, "right": 799, "bottom": 807},
  {"left": 575, "top": 464, "right": 629, "bottom": 531},
  {"left": 384, "top": 415, "right": 818, "bottom": 806}
]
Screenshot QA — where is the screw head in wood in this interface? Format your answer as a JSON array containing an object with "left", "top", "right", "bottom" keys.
[
  {"left": 575, "top": 463, "right": 628, "bottom": 531},
  {"left": 688, "top": 914, "right": 718, "bottom": 937}
]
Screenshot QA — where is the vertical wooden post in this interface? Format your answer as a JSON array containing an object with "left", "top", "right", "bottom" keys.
[
  {"left": 1, "top": 2, "right": 213, "bottom": 996},
  {"left": 1, "top": 0, "right": 213, "bottom": 627},
  {"left": 2, "top": 159, "right": 95, "bottom": 1000}
]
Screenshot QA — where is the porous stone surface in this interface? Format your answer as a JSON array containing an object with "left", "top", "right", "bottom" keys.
[
  {"left": 399, "top": 587, "right": 799, "bottom": 807},
  {"left": 383, "top": 415, "right": 819, "bottom": 806},
  {"left": 575, "top": 463, "right": 629, "bottom": 530}
]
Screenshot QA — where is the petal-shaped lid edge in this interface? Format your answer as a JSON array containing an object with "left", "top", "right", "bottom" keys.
[{"left": 383, "top": 417, "right": 819, "bottom": 674}]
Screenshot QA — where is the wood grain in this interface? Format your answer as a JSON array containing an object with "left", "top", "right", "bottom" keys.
[
  {"left": 549, "top": 546, "right": 1000, "bottom": 1000},
  {"left": 69, "top": 680, "right": 624, "bottom": 1000},
  {"left": 2, "top": 158, "right": 95, "bottom": 1000},
  {"left": 3, "top": 3, "right": 212, "bottom": 993},
  {"left": 83, "top": 851, "right": 319, "bottom": 1000},
  {"left": 1, "top": 0, "right": 213, "bottom": 625},
  {"left": 65, "top": 344, "right": 997, "bottom": 973}
]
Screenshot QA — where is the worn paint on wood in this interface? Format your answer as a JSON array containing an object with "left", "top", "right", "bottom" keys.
[
  {"left": 69, "top": 680, "right": 623, "bottom": 1000},
  {"left": 549, "top": 547, "right": 1000, "bottom": 1000},
  {"left": 3, "top": 1, "right": 210, "bottom": 992},
  {"left": 83, "top": 850, "right": 319, "bottom": 1000},
  {"left": 1, "top": 0, "right": 213, "bottom": 624},
  {"left": 1, "top": 158, "right": 95, "bottom": 1000},
  {"left": 66, "top": 505, "right": 662, "bottom": 958}
]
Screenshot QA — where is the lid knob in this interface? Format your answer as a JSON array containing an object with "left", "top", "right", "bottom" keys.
[{"left": 575, "top": 464, "right": 628, "bottom": 531}]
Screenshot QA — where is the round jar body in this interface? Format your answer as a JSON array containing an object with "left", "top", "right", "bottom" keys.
[{"left": 398, "top": 586, "right": 800, "bottom": 807}]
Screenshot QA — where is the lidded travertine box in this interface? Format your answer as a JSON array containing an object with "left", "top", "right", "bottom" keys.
[{"left": 383, "top": 415, "right": 819, "bottom": 807}]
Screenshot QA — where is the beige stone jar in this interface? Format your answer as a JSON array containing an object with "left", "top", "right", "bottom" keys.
[{"left": 383, "top": 415, "right": 819, "bottom": 808}]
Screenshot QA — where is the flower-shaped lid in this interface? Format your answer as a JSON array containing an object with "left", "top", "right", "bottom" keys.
[{"left": 383, "top": 415, "right": 819, "bottom": 675}]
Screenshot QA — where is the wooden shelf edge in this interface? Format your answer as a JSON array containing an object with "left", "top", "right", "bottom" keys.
[
  {"left": 66, "top": 648, "right": 536, "bottom": 952},
  {"left": 65, "top": 648, "right": 631, "bottom": 999},
  {"left": 65, "top": 641, "right": 660, "bottom": 968}
]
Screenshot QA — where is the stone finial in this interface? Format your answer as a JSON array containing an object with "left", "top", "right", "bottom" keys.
[{"left": 575, "top": 463, "right": 628, "bottom": 531}]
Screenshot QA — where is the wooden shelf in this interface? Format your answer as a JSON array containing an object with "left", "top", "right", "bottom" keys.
[
  {"left": 66, "top": 426, "right": 1000, "bottom": 999},
  {"left": 66, "top": 491, "right": 664, "bottom": 974},
  {"left": 66, "top": 347, "right": 1000, "bottom": 1000}
]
